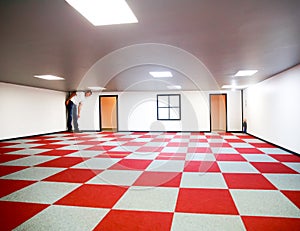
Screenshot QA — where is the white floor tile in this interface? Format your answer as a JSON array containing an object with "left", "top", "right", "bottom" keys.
[
  {"left": 186, "top": 154, "right": 216, "bottom": 161},
  {"left": 218, "top": 162, "right": 259, "bottom": 173},
  {"left": 258, "top": 148, "right": 290, "bottom": 154},
  {"left": 87, "top": 170, "right": 142, "bottom": 186},
  {"left": 125, "top": 152, "right": 159, "bottom": 160},
  {"left": 114, "top": 186, "right": 178, "bottom": 212},
  {"left": 241, "top": 154, "right": 278, "bottom": 162},
  {"left": 1, "top": 181, "right": 80, "bottom": 204},
  {"left": 14, "top": 205, "right": 109, "bottom": 231},
  {"left": 230, "top": 143, "right": 255, "bottom": 148},
  {"left": 211, "top": 148, "right": 238, "bottom": 154},
  {"left": 1, "top": 167, "right": 65, "bottom": 181},
  {"left": 146, "top": 160, "right": 185, "bottom": 172},
  {"left": 110, "top": 146, "right": 140, "bottom": 152},
  {"left": 230, "top": 189, "right": 300, "bottom": 217},
  {"left": 66, "top": 150, "right": 104, "bottom": 158},
  {"left": 263, "top": 174, "right": 300, "bottom": 190},
  {"left": 180, "top": 173, "right": 227, "bottom": 189},
  {"left": 72, "top": 158, "right": 120, "bottom": 170},
  {"left": 283, "top": 163, "right": 300, "bottom": 173},
  {"left": 162, "top": 147, "right": 188, "bottom": 153},
  {"left": 171, "top": 213, "right": 246, "bottom": 231},
  {"left": 5, "top": 149, "right": 50, "bottom": 155},
  {"left": 0, "top": 156, "right": 58, "bottom": 166}
]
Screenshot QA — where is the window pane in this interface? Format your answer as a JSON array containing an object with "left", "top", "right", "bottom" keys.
[
  {"left": 170, "top": 107, "right": 180, "bottom": 119},
  {"left": 158, "top": 108, "right": 169, "bottom": 119},
  {"left": 158, "top": 96, "right": 169, "bottom": 107},
  {"left": 169, "top": 95, "right": 180, "bottom": 107}
]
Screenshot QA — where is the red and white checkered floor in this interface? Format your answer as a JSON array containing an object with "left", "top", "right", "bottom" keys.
[{"left": 0, "top": 132, "right": 299, "bottom": 230}]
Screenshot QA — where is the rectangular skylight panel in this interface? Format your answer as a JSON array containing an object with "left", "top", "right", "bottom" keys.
[
  {"left": 234, "top": 70, "right": 258, "bottom": 77},
  {"left": 34, "top": 75, "right": 65, "bottom": 80},
  {"left": 167, "top": 85, "right": 182, "bottom": 90},
  {"left": 65, "top": 0, "right": 138, "bottom": 26},
  {"left": 149, "top": 71, "right": 173, "bottom": 78}
]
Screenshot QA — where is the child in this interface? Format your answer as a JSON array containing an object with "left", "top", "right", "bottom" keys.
[{"left": 242, "top": 119, "right": 247, "bottom": 133}]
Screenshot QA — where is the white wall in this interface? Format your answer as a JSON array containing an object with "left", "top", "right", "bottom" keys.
[
  {"left": 243, "top": 65, "right": 300, "bottom": 153},
  {"left": 0, "top": 82, "right": 66, "bottom": 140},
  {"left": 79, "top": 90, "right": 242, "bottom": 132}
]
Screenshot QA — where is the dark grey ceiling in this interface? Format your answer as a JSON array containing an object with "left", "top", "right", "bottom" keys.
[{"left": 0, "top": 0, "right": 299, "bottom": 92}]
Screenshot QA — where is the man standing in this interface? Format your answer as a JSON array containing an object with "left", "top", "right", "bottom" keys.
[{"left": 65, "top": 90, "right": 92, "bottom": 132}]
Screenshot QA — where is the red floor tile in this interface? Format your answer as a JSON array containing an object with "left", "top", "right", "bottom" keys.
[
  {"left": 251, "top": 162, "right": 298, "bottom": 173},
  {"left": 269, "top": 154, "right": 300, "bottom": 162},
  {"left": 36, "top": 157, "right": 85, "bottom": 168},
  {"left": 223, "top": 173, "right": 276, "bottom": 189},
  {"left": 215, "top": 154, "right": 247, "bottom": 161},
  {"left": 156, "top": 153, "right": 186, "bottom": 160},
  {"left": 0, "top": 166, "right": 28, "bottom": 177},
  {"left": 85, "top": 145, "right": 115, "bottom": 151},
  {"left": 32, "top": 144, "right": 68, "bottom": 149},
  {"left": 0, "top": 201, "right": 48, "bottom": 230},
  {"left": 94, "top": 210, "right": 173, "bottom": 231},
  {"left": 124, "top": 142, "right": 147, "bottom": 146},
  {"left": 281, "top": 190, "right": 300, "bottom": 208},
  {"left": 190, "top": 139, "right": 208, "bottom": 142},
  {"left": 0, "top": 179, "right": 36, "bottom": 198},
  {"left": 43, "top": 169, "right": 101, "bottom": 183},
  {"left": 184, "top": 161, "right": 220, "bottom": 172},
  {"left": 0, "top": 142, "right": 18, "bottom": 147},
  {"left": 55, "top": 184, "right": 127, "bottom": 208},
  {"left": 242, "top": 216, "right": 300, "bottom": 231},
  {"left": 136, "top": 146, "right": 164, "bottom": 152},
  {"left": 77, "top": 141, "right": 104, "bottom": 145},
  {"left": 250, "top": 143, "right": 276, "bottom": 148},
  {"left": 96, "top": 152, "right": 131, "bottom": 158},
  {"left": 167, "top": 142, "right": 189, "bottom": 147},
  {"left": 225, "top": 139, "right": 246, "bottom": 143},
  {"left": 151, "top": 138, "right": 171, "bottom": 142},
  {"left": 209, "top": 142, "right": 232, "bottom": 148},
  {"left": 0, "top": 147, "right": 23, "bottom": 154},
  {"left": 0, "top": 154, "right": 25, "bottom": 164},
  {"left": 37, "top": 149, "right": 78, "bottom": 156},
  {"left": 235, "top": 148, "right": 264, "bottom": 154},
  {"left": 134, "top": 172, "right": 182, "bottom": 187},
  {"left": 187, "top": 147, "right": 212, "bottom": 153},
  {"left": 109, "top": 159, "right": 152, "bottom": 170},
  {"left": 175, "top": 188, "right": 238, "bottom": 215}
]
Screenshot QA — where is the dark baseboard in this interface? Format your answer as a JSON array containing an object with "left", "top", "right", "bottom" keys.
[{"left": 247, "top": 132, "right": 299, "bottom": 156}]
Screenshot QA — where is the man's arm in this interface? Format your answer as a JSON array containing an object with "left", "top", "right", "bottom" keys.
[
  {"left": 78, "top": 102, "right": 82, "bottom": 118},
  {"left": 65, "top": 91, "right": 76, "bottom": 105}
]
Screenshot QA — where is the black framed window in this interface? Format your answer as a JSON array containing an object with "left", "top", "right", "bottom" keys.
[{"left": 157, "top": 94, "right": 181, "bottom": 120}]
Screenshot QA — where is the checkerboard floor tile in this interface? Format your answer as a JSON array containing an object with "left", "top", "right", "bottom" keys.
[{"left": 0, "top": 131, "right": 299, "bottom": 230}]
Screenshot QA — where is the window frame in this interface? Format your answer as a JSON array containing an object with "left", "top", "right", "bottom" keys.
[{"left": 157, "top": 94, "right": 181, "bottom": 120}]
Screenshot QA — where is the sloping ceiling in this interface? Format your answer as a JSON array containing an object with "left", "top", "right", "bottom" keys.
[{"left": 0, "top": 0, "right": 299, "bottom": 91}]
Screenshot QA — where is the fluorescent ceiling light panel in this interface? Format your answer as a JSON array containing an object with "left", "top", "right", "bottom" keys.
[
  {"left": 167, "top": 85, "right": 182, "bottom": 90},
  {"left": 88, "top": 86, "right": 106, "bottom": 90},
  {"left": 65, "top": 0, "right": 138, "bottom": 26},
  {"left": 222, "top": 85, "right": 248, "bottom": 89},
  {"left": 149, "top": 71, "right": 173, "bottom": 78},
  {"left": 234, "top": 70, "right": 258, "bottom": 77},
  {"left": 34, "top": 75, "right": 65, "bottom": 80}
]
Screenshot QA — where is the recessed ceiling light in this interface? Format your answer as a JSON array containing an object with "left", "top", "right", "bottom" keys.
[
  {"left": 88, "top": 86, "right": 106, "bottom": 91},
  {"left": 149, "top": 71, "right": 173, "bottom": 78},
  {"left": 234, "top": 70, "right": 258, "bottom": 77},
  {"left": 65, "top": 0, "right": 138, "bottom": 26},
  {"left": 34, "top": 75, "right": 65, "bottom": 80},
  {"left": 222, "top": 85, "right": 248, "bottom": 89},
  {"left": 167, "top": 85, "right": 182, "bottom": 90}
]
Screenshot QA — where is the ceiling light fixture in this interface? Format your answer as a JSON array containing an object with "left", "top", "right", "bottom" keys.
[
  {"left": 167, "top": 85, "right": 182, "bottom": 90},
  {"left": 88, "top": 86, "right": 106, "bottom": 91},
  {"left": 149, "top": 71, "right": 173, "bottom": 78},
  {"left": 222, "top": 85, "right": 248, "bottom": 89},
  {"left": 234, "top": 70, "right": 258, "bottom": 77},
  {"left": 65, "top": 0, "right": 138, "bottom": 26},
  {"left": 34, "top": 75, "right": 65, "bottom": 80}
]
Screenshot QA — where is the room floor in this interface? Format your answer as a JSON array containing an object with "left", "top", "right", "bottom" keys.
[{"left": 0, "top": 132, "right": 299, "bottom": 230}]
